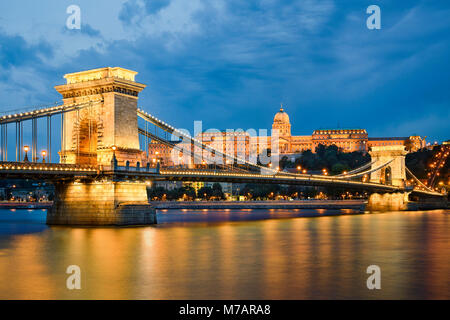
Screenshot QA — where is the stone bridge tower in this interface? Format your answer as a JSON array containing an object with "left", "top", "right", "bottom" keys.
[
  {"left": 48, "top": 67, "right": 155, "bottom": 226},
  {"left": 369, "top": 145, "right": 407, "bottom": 187},
  {"left": 55, "top": 67, "right": 146, "bottom": 167},
  {"left": 367, "top": 145, "right": 410, "bottom": 211}
]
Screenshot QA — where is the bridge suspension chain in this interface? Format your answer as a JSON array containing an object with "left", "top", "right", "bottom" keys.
[
  {"left": 426, "top": 145, "right": 449, "bottom": 189},
  {"left": 138, "top": 127, "right": 251, "bottom": 174},
  {"left": 0, "top": 99, "right": 103, "bottom": 163},
  {"left": 333, "top": 160, "right": 376, "bottom": 177},
  {"left": 137, "top": 108, "right": 278, "bottom": 174},
  {"left": 0, "top": 99, "right": 103, "bottom": 125}
]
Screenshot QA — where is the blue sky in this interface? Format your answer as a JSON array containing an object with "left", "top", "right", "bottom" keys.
[{"left": 0, "top": 0, "right": 449, "bottom": 143}]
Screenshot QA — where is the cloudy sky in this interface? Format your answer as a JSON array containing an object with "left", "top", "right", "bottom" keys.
[{"left": 0, "top": 0, "right": 449, "bottom": 143}]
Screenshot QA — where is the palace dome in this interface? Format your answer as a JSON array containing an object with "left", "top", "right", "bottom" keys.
[{"left": 273, "top": 106, "right": 290, "bottom": 124}]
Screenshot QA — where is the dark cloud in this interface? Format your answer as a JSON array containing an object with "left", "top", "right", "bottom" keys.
[
  {"left": 80, "top": 24, "right": 102, "bottom": 38},
  {"left": 0, "top": 31, "right": 53, "bottom": 69},
  {"left": 119, "top": 0, "right": 142, "bottom": 25},
  {"left": 61, "top": 23, "right": 102, "bottom": 38},
  {"left": 119, "top": 0, "right": 170, "bottom": 26},
  {"left": 144, "top": 0, "right": 171, "bottom": 14}
]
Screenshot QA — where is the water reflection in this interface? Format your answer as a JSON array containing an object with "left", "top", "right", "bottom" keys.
[{"left": 0, "top": 209, "right": 448, "bottom": 299}]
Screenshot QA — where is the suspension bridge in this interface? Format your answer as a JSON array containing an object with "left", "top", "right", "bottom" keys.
[{"left": 0, "top": 67, "right": 446, "bottom": 225}]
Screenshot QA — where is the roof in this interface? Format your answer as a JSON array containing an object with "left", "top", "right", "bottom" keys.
[
  {"left": 273, "top": 107, "right": 290, "bottom": 123},
  {"left": 313, "top": 129, "right": 367, "bottom": 134},
  {"left": 368, "top": 137, "right": 408, "bottom": 141}
]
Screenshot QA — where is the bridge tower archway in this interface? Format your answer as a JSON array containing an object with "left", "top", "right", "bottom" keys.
[
  {"left": 73, "top": 113, "right": 99, "bottom": 165},
  {"left": 379, "top": 166, "right": 392, "bottom": 185},
  {"left": 369, "top": 146, "right": 407, "bottom": 187}
]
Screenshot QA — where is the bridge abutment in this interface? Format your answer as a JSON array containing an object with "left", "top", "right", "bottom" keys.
[{"left": 47, "top": 180, "right": 156, "bottom": 226}]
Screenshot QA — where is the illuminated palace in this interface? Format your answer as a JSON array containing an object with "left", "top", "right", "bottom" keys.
[{"left": 148, "top": 106, "right": 426, "bottom": 166}]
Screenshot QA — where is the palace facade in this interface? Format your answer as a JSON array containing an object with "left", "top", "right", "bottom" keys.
[{"left": 148, "top": 106, "right": 426, "bottom": 166}]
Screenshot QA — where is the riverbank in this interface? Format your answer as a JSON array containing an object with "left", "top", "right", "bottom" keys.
[
  {"left": 1, "top": 199, "right": 446, "bottom": 211},
  {"left": 152, "top": 199, "right": 366, "bottom": 210},
  {"left": 0, "top": 202, "right": 52, "bottom": 209}
]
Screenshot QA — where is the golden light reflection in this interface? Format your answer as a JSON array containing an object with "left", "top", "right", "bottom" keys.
[{"left": 0, "top": 210, "right": 448, "bottom": 299}]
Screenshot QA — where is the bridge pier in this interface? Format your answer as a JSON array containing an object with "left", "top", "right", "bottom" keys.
[
  {"left": 366, "top": 192, "right": 410, "bottom": 211},
  {"left": 47, "top": 180, "right": 156, "bottom": 226}
]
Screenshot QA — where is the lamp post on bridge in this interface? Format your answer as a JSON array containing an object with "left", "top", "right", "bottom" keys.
[
  {"left": 23, "top": 146, "right": 29, "bottom": 162},
  {"left": 111, "top": 145, "right": 118, "bottom": 170},
  {"left": 41, "top": 150, "right": 47, "bottom": 163}
]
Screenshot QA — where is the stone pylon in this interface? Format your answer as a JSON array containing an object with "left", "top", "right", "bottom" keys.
[
  {"left": 48, "top": 67, "right": 156, "bottom": 226},
  {"left": 369, "top": 145, "right": 407, "bottom": 187},
  {"left": 55, "top": 67, "right": 147, "bottom": 167}
]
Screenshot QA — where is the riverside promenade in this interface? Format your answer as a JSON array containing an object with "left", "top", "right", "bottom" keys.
[
  {"left": 152, "top": 200, "right": 366, "bottom": 211},
  {"left": 0, "top": 200, "right": 366, "bottom": 211},
  {"left": 0, "top": 202, "right": 52, "bottom": 209}
]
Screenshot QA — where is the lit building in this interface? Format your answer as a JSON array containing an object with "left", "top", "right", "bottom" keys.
[
  {"left": 311, "top": 129, "right": 368, "bottom": 152},
  {"left": 253, "top": 106, "right": 426, "bottom": 154},
  {"left": 183, "top": 181, "right": 205, "bottom": 195},
  {"left": 148, "top": 141, "right": 174, "bottom": 166},
  {"left": 205, "top": 182, "right": 233, "bottom": 195},
  {"left": 148, "top": 106, "right": 427, "bottom": 166}
]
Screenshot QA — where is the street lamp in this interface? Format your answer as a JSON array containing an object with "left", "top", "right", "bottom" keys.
[
  {"left": 23, "top": 146, "right": 29, "bottom": 162},
  {"left": 41, "top": 150, "right": 47, "bottom": 163},
  {"left": 111, "top": 145, "right": 117, "bottom": 169}
]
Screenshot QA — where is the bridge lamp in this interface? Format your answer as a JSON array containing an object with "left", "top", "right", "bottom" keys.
[
  {"left": 302, "top": 169, "right": 307, "bottom": 174},
  {"left": 41, "top": 151, "right": 47, "bottom": 163},
  {"left": 297, "top": 166, "right": 301, "bottom": 171},
  {"left": 110, "top": 145, "right": 118, "bottom": 166},
  {"left": 23, "top": 146, "right": 30, "bottom": 162}
]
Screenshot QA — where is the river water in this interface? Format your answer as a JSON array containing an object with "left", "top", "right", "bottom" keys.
[{"left": 0, "top": 208, "right": 448, "bottom": 299}]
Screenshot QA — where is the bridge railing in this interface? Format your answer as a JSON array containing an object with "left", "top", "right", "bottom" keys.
[{"left": 0, "top": 161, "right": 98, "bottom": 172}]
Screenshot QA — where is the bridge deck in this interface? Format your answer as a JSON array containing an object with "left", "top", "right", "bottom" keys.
[{"left": 0, "top": 162, "right": 445, "bottom": 197}]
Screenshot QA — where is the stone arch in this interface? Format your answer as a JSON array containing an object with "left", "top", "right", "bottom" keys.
[
  {"left": 380, "top": 166, "right": 392, "bottom": 185},
  {"left": 71, "top": 112, "right": 99, "bottom": 165},
  {"left": 385, "top": 166, "right": 392, "bottom": 185}
]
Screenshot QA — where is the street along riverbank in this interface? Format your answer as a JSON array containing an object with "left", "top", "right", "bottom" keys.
[{"left": 152, "top": 199, "right": 366, "bottom": 211}]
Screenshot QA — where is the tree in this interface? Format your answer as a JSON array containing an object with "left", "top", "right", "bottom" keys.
[
  {"left": 211, "top": 183, "right": 224, "bottom": 200},
  {"left": 198, "top": 186, "right": 213, "bottom": 200},
  {"left": 331, "top": 163, "right": 350, "bottom": 175}
]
